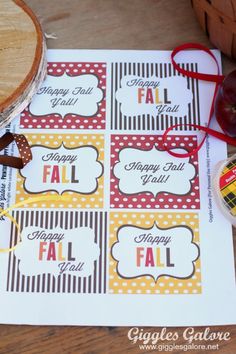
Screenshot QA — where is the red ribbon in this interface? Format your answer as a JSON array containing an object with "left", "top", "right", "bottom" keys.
[{"left": 162, "top": 43, "right": 236, "bottom": 157}]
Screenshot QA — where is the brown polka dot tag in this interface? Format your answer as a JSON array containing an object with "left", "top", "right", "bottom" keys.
[{"left": 0, "top": 132, "right": 32, "bottom": 169}]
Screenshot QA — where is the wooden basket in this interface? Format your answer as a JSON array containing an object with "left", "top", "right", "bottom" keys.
[{"left": 191, "top": 0, "right": 236, "bottom": 59}]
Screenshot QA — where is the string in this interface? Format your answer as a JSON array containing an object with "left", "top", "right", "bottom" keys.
[
  {"left": 162, "top": 43, "right": 236, "bottom": 157},
  {"left": 0, "top": 132, "right": 32, "bottom": 169}
]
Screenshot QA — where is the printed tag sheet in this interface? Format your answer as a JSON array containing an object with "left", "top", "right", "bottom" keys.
[{"left": 0, "top": 49, "right": 235, "bottom": 326}]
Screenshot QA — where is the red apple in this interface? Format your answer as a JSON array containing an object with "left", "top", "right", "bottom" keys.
[{"left": 215, "top": 70, "right": 236, "bottom": 136}]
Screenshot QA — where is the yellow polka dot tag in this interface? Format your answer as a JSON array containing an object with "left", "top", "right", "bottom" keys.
[
  {"left": 109, "top": 212, "right": 201, "bottom": 295},
  {"left": 15, "top": 133, "right": 104, "bottom": 209}
]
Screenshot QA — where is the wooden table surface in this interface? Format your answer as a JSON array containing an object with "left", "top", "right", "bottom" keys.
[{"left": 0, "top": 0, "right": 235, "bottom": 353}]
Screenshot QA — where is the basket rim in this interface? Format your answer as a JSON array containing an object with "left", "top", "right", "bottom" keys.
[{"left": 193, "top": 0, "right": 236, "bottom": 33}]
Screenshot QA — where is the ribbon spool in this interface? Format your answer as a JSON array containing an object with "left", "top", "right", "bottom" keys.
[
  {"left": 213, "top": 155, "right": 236, "bottom": 226},
  {"left": 0, "top": 0, "right": 47, "bottom": 128}
]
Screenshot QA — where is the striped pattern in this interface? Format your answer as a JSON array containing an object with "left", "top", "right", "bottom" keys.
[
  {"left": 111, "top": 62, "right": 200, "bottom": 131},
  {"left": 7, "top": 210, "right": 107, "bottom": 294}
]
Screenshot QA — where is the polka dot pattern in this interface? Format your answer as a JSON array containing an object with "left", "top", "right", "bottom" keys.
[
  {"left": 20, "top": 62, "right": 106, "bottom": 130},
  {"left": 13, "top": 134, "right": 32, "bottom": 166},
  {"left": 15, "top": 134, "right": 104, "bottom": 208},
  {"left": 109, "top": 212, "right": 201, "bottom": 294},
  {"left": 110, "top": 135, "right": 200, "bottom": 209}
]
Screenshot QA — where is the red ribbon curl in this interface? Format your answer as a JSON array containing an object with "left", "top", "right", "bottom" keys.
[{"left": 163, "top": 43, "right": 236, "bottom": 157}]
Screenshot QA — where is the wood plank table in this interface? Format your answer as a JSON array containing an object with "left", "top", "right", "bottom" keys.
[{"left": 0, "top": 0, "right": 235, "bottom": 353}]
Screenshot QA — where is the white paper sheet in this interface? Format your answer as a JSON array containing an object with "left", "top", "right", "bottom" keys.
[{"left": 0, "top": 49, "right": 235, "bottom": 326}]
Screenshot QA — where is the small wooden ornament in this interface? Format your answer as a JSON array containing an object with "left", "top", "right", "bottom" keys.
[{"left": 0, "top": 0, "right": 47, "bottom": 128}]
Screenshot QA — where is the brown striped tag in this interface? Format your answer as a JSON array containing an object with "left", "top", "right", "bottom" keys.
[{"left": 0, "top": 132, "right": 32, "bottom": 169}]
